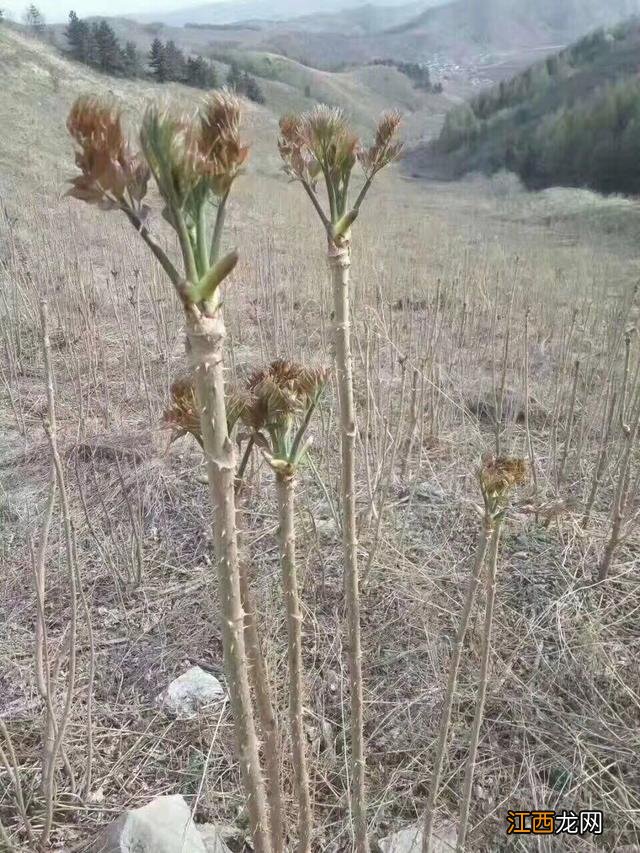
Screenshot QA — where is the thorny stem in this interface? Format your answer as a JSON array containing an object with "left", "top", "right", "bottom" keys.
[
  {"left": 276, "top": 473, "right": 313, "bottom": 852},
  {"left": 329, "top": 245, "right": 369, "bottom": 853},
  {"left": 188, "top": 311, "right": 272, "bottom": 853},
  {"left": 457, "top": 518, "right": 504, "bottom": 852},
  {"left": 422, "top": 517, "right": 493, "bottom": 853}
]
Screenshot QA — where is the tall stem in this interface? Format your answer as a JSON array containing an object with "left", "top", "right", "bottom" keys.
[
  {"left": 422, "top": 518, "right": 492, "bottom": 853},
  {"left": 457, "top": 519, "right": 503, "bottom": 852},
  {"left": 329, "top": 243, "right": 368, "bottom": 853},
  {"left": 188, "top": 308, "right": 272, "bottom": 853},
  {"left": 276, "top": 473, "right": 313, "bottom": 852},
  {"left": 238, "top": 558, "right": 285, "bottom": 853}
]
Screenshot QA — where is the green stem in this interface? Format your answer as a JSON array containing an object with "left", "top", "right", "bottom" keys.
[
  {"left": 235, "top": 435, "right": 255, "bottom": 494},
  {"left": 122, "top": 209, "right": 181, "bottom": 288},
  {"left": 210, "top": 190, "right": 230, "bottom": 264},
  {"left": 301, "top": 181, "right": 331, "bottom": 232},
  {"left": 289, "top": 395, "right": 320, "bottom": 464},
  {"left": 353, "top": 175, "right": 374, "bottom": 213},
  {"left": 174, "top": 206, "right": 199, "bottom": 284}
]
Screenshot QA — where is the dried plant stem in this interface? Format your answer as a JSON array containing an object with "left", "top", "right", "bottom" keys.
[
  {"left": 0, "top": 721, "right": 35, "bottom": 845},
  {"left": 495, "top": 283, "right": 515, "bottom": 457},
  {"left": 39, "top": 301, "right": 79, "bottom": 849},
  {"left": 422, "top": 518, "right": 493, "bottom": 853},
  {"left": 522, "top": 310, "right": 538, "bottom": 498},
  {"left": 558, "top": 359, "right": 580, "bottom": 484},
  {"left": 0, "top": 815, "right": 14, "bottom": 852},
  {"left": 456, "top": 518, "right": 503, "bottom": 852},
  {"left": 329, "top": 245, "right": 368, "bottom": 853},
  {"left": 188, "top": 309, "right": 271, "bottom": 853},
  {"left": 77, "top": 562, "right": 96, "bottom": 802},
  {"left": 582, "top": 386, "right": 616, "bottom": 529},
  {"left": 276, "top": 473, "right": 312, "bottom": 852},
  {"left": 599, "top": 391, "right": 640, "bottom": 581}
]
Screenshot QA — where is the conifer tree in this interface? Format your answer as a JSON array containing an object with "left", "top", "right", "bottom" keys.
[
  {"left": 24, "top": 4, "right": 45, "bottom": 35},
  {"left": 149, "top": 37, "right": 167, "bottom": 82},
  {"left": 164, "top": 39, "right": 186, "bottom": 82},
  {"left": 186, "top": 55, "right": 217, "bottom": 89},
  {"left": 93, "top": 20, "right": 124, "bottom": 75},
  {"left": 66, "top": 11, "right": 90, "bottom": 63},
  {"left": 123, "top": 41, "right": 140, "bottom": 78}
]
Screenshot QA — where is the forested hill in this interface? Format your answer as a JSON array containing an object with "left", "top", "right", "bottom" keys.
[{"left": 431, "top": 19, "right": 640, "bottom": 194}]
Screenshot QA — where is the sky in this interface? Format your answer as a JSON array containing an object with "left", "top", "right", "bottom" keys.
[{"left": 2, "top": 0, "right": 198, "bottom": 22}]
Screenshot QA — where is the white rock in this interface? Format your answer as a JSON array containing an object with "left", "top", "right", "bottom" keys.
[
  {"left": 91, "top": 794, "right": 206, "bottom": 852},
  {"left": 316, "top": 518, "right": 339, "bottom": 541},
  {"left": 199, "top": 824, "right": 233, "bottom": 853},
  {"left": 161, "top": 667, "right": 226, "bottom": 719},
  {"left": 379, "top": 821, "right": 457, "bottom": 853}
]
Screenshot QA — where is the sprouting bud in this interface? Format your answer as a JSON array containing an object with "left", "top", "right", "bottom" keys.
[
  {"left": 198, "top": 90, "right": 250, "bottom": 195},
  {"left": 357, "top": 110, "right": 404, "bottom": 178},
  {"left": 278, "top": 113, "right": 321, "bottom": 186},
  {"left": 141, "top": 92, "right": 249, "bottom": 207},
  {"left": 301, "top": 105, "right": 360, "bottom": 180},
  {"left": 479, "top": 456, "right": 527, "bottom": 498},
  {"left": 243, "top": 360, "right": 329, "bottom": 432},
  {"left": 66, "top": 95, "right": 149, "bottom": 208},
  {"left": 140, "top": 105, "right": 197, "bottom": 206},
  {"left": 163, "top": 376, "right": 202, "bottom": 446}
]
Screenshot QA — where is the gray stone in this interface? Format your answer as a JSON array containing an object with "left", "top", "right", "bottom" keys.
[
  {"left": 414, "top": 482, "right": 447, "bottom": 503},
  {"left": 160, "top": 666, "right": 226, "bottom": 719},
  {"left": 379, "top": 821, "right": 457, "bottom": 853},
  {"left": 91, "top": 795, "right": 206, "bottom": 852},
  {"left": 199, "top": 824, "right": 233, "bottom": 853}
]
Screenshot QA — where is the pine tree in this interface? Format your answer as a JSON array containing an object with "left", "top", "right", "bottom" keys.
[
  {"left": 93, "top": 20, "right": 124, "bottom": 75},
  {"left": 24, "top": 4, "right": 45, "bottom": 36},
  {"left": 123, "top": 41, "right": 140, "bottom": 78},
  {"left": 66, "top": 11, "right": 91, "bottom": 64},
  {"left": 226, "top": 60, "right": 243, "bottom": 91},
  {"left": 185, "top": 55, "right": 217, "bottom": 89},
  {"left": 164, "top": 39, "right": 185, "bottom": 82},
  {"left": 245, "top": 74, "right": 265, "bottom": 104},
  {"left": 149, "top": 37, "right": 167, "bottom": 83}
]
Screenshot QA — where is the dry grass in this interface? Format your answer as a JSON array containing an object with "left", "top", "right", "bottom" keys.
[{"left": 1, "top": 25, "right": 640, "bottom": 853}]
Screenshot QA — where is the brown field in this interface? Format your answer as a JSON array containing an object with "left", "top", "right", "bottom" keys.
[{"left": 1, "top": 26, "right": 639, "bottom": 853}]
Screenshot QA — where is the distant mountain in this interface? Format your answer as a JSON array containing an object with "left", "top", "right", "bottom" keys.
[
  {"left": 129, "top": 0, "right": 440, "bottom": 27},
  {"left": 390, "top": 0, "right": 640, "bottom": 46},
  {"left": 423, "top": 17, "right": 640, "bottom": 194}
]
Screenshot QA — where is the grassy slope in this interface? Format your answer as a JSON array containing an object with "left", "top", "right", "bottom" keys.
[{"left": 2, "top": 24, "right": 640, "bottom": 853}]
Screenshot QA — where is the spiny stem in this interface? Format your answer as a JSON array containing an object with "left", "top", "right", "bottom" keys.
[{"left": 457, "top": 518, "right": 504, "bottom": 852}]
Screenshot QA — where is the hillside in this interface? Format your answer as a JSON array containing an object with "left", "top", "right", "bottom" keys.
[
  {"left": 129, "top": 0, "right": 439, "bottom": 27},
  {"left": 417, "top": 18, "right": 640, "bottom": 193},
  {"left": 122, "top": 0, "right": 640, "bottom": 71},
  {"left": 2, "top": 18, "right": 640, "bottom": 853},
  {"left": 391, "top": 0, "right": 640, "bottom": 46}
]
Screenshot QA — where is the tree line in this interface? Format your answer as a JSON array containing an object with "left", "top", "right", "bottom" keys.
[
  {"left": 63, "top": 9, "right": 265, "bottom": 101},
  {"left": 435, "top": 20, "right": 640, "bottom": 194},
  {"left": 369, "top": 58, "right": 442, "bottom": 93}
]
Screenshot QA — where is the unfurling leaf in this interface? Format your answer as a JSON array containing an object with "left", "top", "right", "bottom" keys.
[
  {"left": 332, "top": 209, "right": 358, "bottom": 240},
  {"left": 187, "top": 250, "right": 239, "bottom": 303},
  {"left": 66, "top": 95, "right": 150, "bottom": 207}
]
